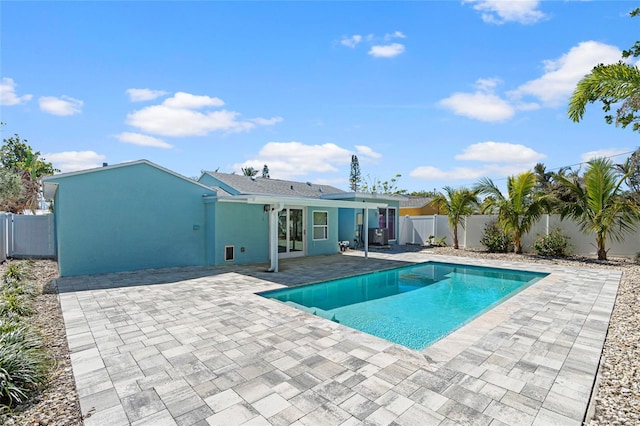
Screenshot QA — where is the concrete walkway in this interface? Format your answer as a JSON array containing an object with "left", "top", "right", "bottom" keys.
[{"left": 56, "top": 251, "right": 621, "bottom": 425}]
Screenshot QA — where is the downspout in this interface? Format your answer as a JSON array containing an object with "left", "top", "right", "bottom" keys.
[{"left": 267, "top": 203, "right": 285, "bottom": 272}]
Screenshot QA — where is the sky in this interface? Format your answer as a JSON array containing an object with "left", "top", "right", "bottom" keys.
[{"left": 1, "top": 1, "right": 640, "bottom": 193}]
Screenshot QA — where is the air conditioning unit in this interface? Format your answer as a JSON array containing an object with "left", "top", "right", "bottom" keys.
[{"left": 368, "top": 228, "right": 389, "bottom": 245}]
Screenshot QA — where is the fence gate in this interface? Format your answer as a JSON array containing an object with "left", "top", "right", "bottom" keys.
[{"left": 5, "top": 214, "right": 56, "bottom": 259}]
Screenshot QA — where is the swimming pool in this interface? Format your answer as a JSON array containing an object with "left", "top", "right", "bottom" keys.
[{"left": 260, "top": 261, "right": 547, "bottom": 350}]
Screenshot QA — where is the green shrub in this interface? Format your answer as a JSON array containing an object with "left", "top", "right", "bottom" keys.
[
  {"left": 2, "top": 262, "right": 32, "bottom": 285},
  {"left": 0, "top": 292, "right": 32, "bottom": 318},
  {"left": 532, "top": 228, "right": 572, "bottom": 257},
  {"left": 0, "top": 319, "right": 23, "bottom": 335},
  {"left": 0, "top": 331, "right": 48, "bottom": 410},
  {"left": 480, "top": 221, "right": 513, "bottom": 253}
]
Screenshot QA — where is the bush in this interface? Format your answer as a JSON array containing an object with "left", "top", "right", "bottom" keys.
[
  {"left": 480, "top": 221, "right": 513, "bottom": 253},
  {"left": 2, "top": 262, "right": 33, "bottom": 285},
  {"left": 532, "top": 228, "right": 572, "bottom": 257},
  {"left": 0, "top": 331, "right": 48, "bottom": 410},
  {"left": 0, "top": 260, "right": 48, "bottom": 414},
  {"left": 0, "top": 292, "right": 33, "bottom": 318}
]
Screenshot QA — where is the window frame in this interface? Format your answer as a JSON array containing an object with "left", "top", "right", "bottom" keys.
[{"left": 312, "top": 210, "right": 329, "bottom": 241}]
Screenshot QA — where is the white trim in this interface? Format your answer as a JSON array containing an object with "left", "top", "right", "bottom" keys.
[
  {"left": 217, "top": 194, "right": 387, "bottom": 210},
  {"left": 278, "top": 207, "right": 306, "bottom": 259}
]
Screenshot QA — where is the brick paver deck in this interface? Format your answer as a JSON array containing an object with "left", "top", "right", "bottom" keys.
[{"left": 56, "top": 251, "right": 621, "bottom": 425}]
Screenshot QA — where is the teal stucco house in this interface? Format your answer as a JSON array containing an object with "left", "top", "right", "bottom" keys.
[{"left": 44, "top": 160, "right": 402, "bottom": 276}]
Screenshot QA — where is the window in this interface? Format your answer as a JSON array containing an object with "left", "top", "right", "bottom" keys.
[
  {"left": 312, "top": 211, "right": 328, "bottom": 240},
  {"left": 378, "top": 207, "right": 397, "bottom": 240}
]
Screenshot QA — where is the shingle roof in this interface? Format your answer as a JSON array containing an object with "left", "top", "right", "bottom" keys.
[
  {"left": 399, "top": 196, "right": 434, "bottom": 208},
  {"left": 203, "top": 172, "right": 346, "bottom": 198}
]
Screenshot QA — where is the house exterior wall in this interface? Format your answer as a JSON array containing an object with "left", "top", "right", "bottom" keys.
[
  {"left": 338, "top": 208, "right": 359, "bottom": 244},
  {"left": 213, "top": 202, "right": 270, "bottom": 265},
  {"left": 400, "top": 203, "right": 439, "bottom": 216},
  {"left": 307, "top": 207, "right": 339, "bottom": 255},
  {"left": 49, "top": 163, "right": 210, "bottom": 276},
  {"left": 336, "top": 196, "right": 401, "bottom": 245}
]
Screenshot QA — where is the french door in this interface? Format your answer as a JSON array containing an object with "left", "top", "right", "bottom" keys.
[{"left": 278, "top": 207, "right": 305, "bottom": 258}]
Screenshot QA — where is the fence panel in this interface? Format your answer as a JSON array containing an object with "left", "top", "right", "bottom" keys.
[
  {"left": 402, "top": 213, "right": 640, "bottom": 258},
  {"left": 435, "top": 215, "right": 452, "bottom": 245},
  {"left": 398, "top": 215, "right": 434, "bottom": 245},
  {"left": 0, "top": 214, "right": 7, "bottom": 263},
  {"left": 462, "top": 215, "right": 496, "bottom": 249},
  {"left": 8, "top": 214, "right": 56, "bottom": 258}
]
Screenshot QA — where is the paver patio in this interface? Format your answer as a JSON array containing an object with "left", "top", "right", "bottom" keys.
[{"left": 55, "top": 250, "right": 621, "bottom": 425}]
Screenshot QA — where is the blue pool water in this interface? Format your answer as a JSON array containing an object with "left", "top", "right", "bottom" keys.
[{"left": 260, "top": 262, "right": 547, "bottom": 350}]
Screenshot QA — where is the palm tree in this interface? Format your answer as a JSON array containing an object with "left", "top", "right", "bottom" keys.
[
  {"left": 241, "top": 167, "right": 258, "bottom": 177},
  {"left": 568, "top": 62, "right": 640, "bottom": 132},
  {"left": 475, "top": 171, "right": 548, "bottom": 254},
  {"left": 432, "top": 186, "right": 479, "bottom": 249},
  {"left": 556, "top": 157, "right": 640, "bottom": 260}
]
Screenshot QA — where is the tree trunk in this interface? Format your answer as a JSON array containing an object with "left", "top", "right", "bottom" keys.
[
  {"left": 597, "top": 234, "right": 607, "bottom": 260},
  {"left": 514, "top": 233, "right": 523, "bottom": 254},
  {"left": 453, "top": 227, "right": 459, "bottom": 249}
]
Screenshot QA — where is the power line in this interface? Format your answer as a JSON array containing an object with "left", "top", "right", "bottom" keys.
[{"left": 439, "top": 148, "right": 638, "bottom": 191}]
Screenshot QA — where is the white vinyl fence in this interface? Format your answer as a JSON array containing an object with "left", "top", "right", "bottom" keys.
[
  {"left": 0, "top": 213, "right": 56, "bottom": 260},
  {"left": 399, "top": 214, "right": 640, "bottom": 258}
]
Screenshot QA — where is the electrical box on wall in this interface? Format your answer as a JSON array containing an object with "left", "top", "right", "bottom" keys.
[{"left": 356, "top": 213, "right": 363, "bottom": 225}]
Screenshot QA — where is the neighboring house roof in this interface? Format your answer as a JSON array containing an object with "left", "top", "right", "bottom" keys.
[
  {"left": 399, "top": 196, "right": 434, "bottom": 209},
  {"left": 200, "top": 172, "right": 346, "bottom": 198},
  {"left": 43, "top": 159, "right": 217, "bottom": 199}
]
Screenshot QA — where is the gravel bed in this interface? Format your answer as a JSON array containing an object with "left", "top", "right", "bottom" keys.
[{"left": 0, "top": 251, "right": 638, "bottom": 425}]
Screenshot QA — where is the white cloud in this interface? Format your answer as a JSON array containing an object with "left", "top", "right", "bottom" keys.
[
  {"left": 511, "top": 41, "right": 622, "bottom": 107},
  {"left": 463, "top": 0, "right": 546, "bottom": 25},
  {"left": 439, "top": 91, "right": 514, "bottom": 122},
  {"left": 455, "top": 141, "right": 545, "bottom": 163},
  {"left": 580, "top": 148, "right": 630, "bottom": 163},
  {"left": 39, "top": 96, "right": 83, "bottom": 116},
  {"left": 368, "top": 43, "right": 405, "bottom": 58},
  {"left": 341, "top": 33, "right": 407, "bottom": 58},
  {"left": 355, "top": 145, "right": 382, "bottom": 159},
  {"left": 410, "top": 163, "right": 535, "bottom": 181},
  {"left": 233, "top": 141, "right": 352, "bottom": 180},
  {"left": 115, "top": 132, "right": 173, "bottom": 149},
  {"left": 250, "top": 117, "right": 284, "bottom": 126},
  {"left": 384, "top": 31, "right": 406, "bottom": 41},
  {"left": 410, "top": 141, "right": 545, "bottom": 181},
  {"left": 0, "top": 78, "right": 32, "bottom": 106},
  {"left": 441, "top": 41, "right": 619, "bottom": 122},
  {"left": 341, "top": 35, "right": 362, "bottom": 48},
  {"left": 439, "top": 78, "right": 516, "bottom": 122},
  {"left": 126, "top": 88, "right": 168, "bottom": 102},
  {"left": 43, "top": 151, "right": 106, "bottom": 173},
  {"left": 162, "top": 92, "right": 224, "bottom": 109},
  {"left": 126, "top": 91, "right": 281, "bottom": 137}
]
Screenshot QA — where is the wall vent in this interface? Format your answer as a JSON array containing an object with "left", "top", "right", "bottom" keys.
[{"left": 224, "top": 245, "right": 235, "bottom": 261}]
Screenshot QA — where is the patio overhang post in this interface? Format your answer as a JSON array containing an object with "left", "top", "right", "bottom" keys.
[
  {"left": 268, "top": 202, "right": 285, "bottom": 272},
  {"left": 364, "top": 206, "right": 369, "bottom": 259}
]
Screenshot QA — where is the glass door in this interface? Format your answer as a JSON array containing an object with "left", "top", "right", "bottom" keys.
[{"left": 278, "top": 207, "right": 305, "bottom": 257}]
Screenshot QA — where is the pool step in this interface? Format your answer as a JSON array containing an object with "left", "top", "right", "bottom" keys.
[{"left": 283, "top": 301, "right": 339, "bottom": 323}]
